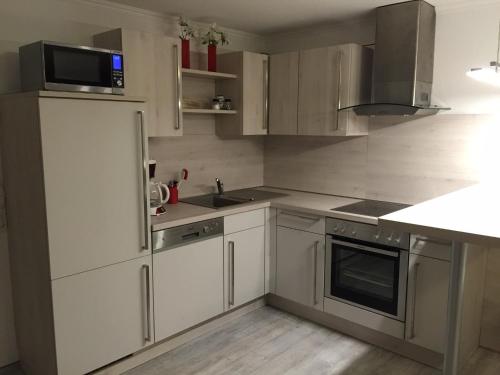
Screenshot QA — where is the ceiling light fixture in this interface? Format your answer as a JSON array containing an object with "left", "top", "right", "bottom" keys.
[{"left": 467, "top": 21, "right": 500, "bottom": 86}]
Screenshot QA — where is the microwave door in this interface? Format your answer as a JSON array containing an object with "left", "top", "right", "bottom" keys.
[{"left": 43, "top": 44, "right": 113, "bottom": 94}]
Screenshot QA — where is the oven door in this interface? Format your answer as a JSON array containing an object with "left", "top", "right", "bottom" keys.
[
  {"left": 43, "top": 43, "right": 113, "bottom": 93},
  {"left": 325, "top": 236, "right": 408, "bottom": 321}
]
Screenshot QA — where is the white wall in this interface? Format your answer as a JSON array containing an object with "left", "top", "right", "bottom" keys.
[
  {"left": 0, "top": 0, "right": 265, "bottom": 367},
  {"left": 433, "top": 1, "right": 500, "bottom": 114}
]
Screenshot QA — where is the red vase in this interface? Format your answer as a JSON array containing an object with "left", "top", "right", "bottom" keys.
[
  {"left": 181, "top": 39, "right": 190, "bottom": 69},
  {"left": 207, "top": 44, "right": 217, "bottom": 72}
]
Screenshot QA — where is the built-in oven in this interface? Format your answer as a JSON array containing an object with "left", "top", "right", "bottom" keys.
[{"left": 325, "top": 217, "right": 410, "bottom": 321}]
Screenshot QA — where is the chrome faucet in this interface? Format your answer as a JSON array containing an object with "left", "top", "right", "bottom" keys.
[{"left": 215, "top": 178, "right": 224, "bottom": 195}]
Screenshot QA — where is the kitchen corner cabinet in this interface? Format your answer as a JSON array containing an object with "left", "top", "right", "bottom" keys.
[
  {"left": 276, "top": 226, "right": 325, "bottom": 311},
  {"left": 215, "top": 51, "right": 269, "bottom": 136},
  {"left": 52, "top": 256, "right": 153, "bottom": 375},
  {"left": 405, "top": 253, "right": 450, "bottom": 353},
  {"left": 269, "top": 44, "right": 372, "bottom": 136},
  {"left": 94, "top": 28, "right": 183, "bottom": 137}
]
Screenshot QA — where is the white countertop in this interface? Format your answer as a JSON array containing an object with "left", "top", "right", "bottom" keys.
[
  {"left": 151, "top": 187, "right": 366, "bottom": 231},
  {"left": 379, "top": 184, "right": 500, "bottom": 248}
]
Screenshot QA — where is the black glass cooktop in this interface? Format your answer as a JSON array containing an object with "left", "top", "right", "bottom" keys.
[{"left": 332, "top": 200, "right": 411, "bottom": 218}]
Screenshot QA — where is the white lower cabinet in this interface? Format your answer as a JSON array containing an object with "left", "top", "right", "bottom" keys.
[
  {"left": 276, "top": 226, "right": 325, "bottom": 311},
  {"left": 153, "top": 236, "right": 224, "bottom": 342},
  {"left": 51, "top": 256, "right": 153, "bottom": 375},
  {"left": 224, "top": 226, "right": 266, "bottom": 310},
  {"left": 405, "top": 253, "right": 450, "bottom": 353}
]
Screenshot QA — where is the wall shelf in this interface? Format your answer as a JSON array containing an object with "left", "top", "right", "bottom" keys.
[
  {"left": 183, "top": 109, "right": 237, "bottom": 115},
  {"left": 182, "top": 68, "right": 238, "bottom": 80}
]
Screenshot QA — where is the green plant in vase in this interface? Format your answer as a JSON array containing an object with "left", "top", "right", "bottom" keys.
[
  {"left": 200, "top": 23, "right": 229, "bottom": 71},
  {"left": 178, "top": 17, "right": 195, "bottom": 68}
]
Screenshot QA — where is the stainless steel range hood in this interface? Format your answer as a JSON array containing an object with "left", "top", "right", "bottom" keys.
[{"left": 344, "top": 0, "right": 450, "bottom": 116}]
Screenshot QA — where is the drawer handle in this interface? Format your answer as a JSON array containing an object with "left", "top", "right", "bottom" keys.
[
  {"left": 414, "top": 236, "right": 451, "bottom": 247},
  {"left": 280, "top": 211, "right": 320, "bottom": 222}
]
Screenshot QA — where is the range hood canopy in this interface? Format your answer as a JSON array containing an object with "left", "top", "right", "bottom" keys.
[{"left": 344, "top": 0, "right": 450, "bottom": 116}]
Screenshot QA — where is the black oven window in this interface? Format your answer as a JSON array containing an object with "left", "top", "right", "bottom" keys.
[
  {"left": 331, "top": 243, "right": 399, "bottom": 315},
  {"left": 44, "top": 45, "right": 111, "bottom": 86}
]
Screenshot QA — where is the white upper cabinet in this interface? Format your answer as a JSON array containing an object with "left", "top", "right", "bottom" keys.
[
  {"left": 269, "top": 43, "right": 372, "bottom": 136},
  {"left": 216, "top": 51, "right": 269, "bottom": 136},
  {"left": 39, "top": 98, "right": 149, "bottom": 279},
  {"left": 94, "top": 29, "right": 183, "bottom": 137}
]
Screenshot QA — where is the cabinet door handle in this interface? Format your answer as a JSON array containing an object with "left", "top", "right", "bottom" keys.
[
  {"left": 173, "top": 43, "right": 182, "bottom": 131},
  {"left": 337, "top": 49, "right": 343, "bottom": 112},
  {"left": 142, "top": 264, "right": 152, "bottom": 343},
  {"left": 414, "top": 236, "right": 451, "bottom": 247},
  {"left": 280, "top": 211, "right": 320, "bottom": 222},
  {"left": 229, "top": 241, "right": 235, "bottom": 306},
  {"left": 313, "top": 240, "right": 319, "bottom": 305},
  {"left": 138, "top": 110, "right": 150, "bottom": 251},
  {"left": 263, "top": 57, "right": 269, "bottom": 131},
  {"left": 409, "top": 262, "right": 420, "bottom": 340}
]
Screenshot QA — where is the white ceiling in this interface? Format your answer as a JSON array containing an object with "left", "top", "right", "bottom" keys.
[{"left": 105, "top": 0, "right": 472, "bottom": 34}]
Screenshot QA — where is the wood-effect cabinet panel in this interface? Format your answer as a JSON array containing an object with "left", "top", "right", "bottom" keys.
[
  {"left": 270, "top": 44, "right": 370, "bottom": 137},
  {"left": 268, "top": 51, "right": 299, "bottom": 135},
  {"left": 52, "top": 256, "right": 153, "bottom": 375},
  {"left": 216, "top": 52, "right": 269, "bottom": 136},
  {"left": 224, "top": 226, "right": 265, "bottom": 310},
  {"left": 224, "top": 208, "right": 265, "bottom": 235},
  {"left": 298, "top": 45, "right": 341, "bottom": 136},
  {"left": 39, "top": 98, "right": 149, "bottom": 279},
  {"left": 153, "top": 236, "right": 224, "bottom": 342},
  {"left": 94, "top": 29, "right": 182, "bottom": 137},
  {"left": 276, "top": 226, "right": 325, "bottom": 311},
  {"left": 276, "top": 209, "right": 325, "bottom": 234},
  {"left": 405, "top": 254, "right": 449, "bottom": 353}
]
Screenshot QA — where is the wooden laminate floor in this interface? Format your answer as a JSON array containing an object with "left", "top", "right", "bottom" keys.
[
  {"left": 2, "top": 306, "right": 500, "bottom": 375},
  {"left": 124, "top": 306, "right": 499, "bottom": 375}
]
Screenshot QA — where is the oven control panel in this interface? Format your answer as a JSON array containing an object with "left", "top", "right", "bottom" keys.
[{"left": 326, "top": 217, "right": 410, "bottom": 250}]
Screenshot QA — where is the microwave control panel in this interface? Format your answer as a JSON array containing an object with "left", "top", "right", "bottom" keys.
[{"left": 111, "top": 53, "right": 125, "bottom": 92}]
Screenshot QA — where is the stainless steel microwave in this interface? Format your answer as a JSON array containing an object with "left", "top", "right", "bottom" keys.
[{"left": 19, "top": 41, "right": 124, "bottom": 95}]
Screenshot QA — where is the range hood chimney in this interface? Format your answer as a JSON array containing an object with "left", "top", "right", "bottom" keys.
[{"left": 346, "top": 0, "right": 449, "bottom": 116}]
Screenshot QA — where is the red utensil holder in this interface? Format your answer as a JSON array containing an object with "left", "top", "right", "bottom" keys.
[{"left": 168, "top": 185, "right": 179, "bottom": 204}]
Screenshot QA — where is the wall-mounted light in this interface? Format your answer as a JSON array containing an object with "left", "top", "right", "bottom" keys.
[{"left": 467, "top": 21, "right": 500, "bottom": 86}]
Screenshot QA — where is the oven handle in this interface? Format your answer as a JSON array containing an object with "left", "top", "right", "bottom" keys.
[{"left": 329, "top": 238, "right": 399, "bottom": 258}]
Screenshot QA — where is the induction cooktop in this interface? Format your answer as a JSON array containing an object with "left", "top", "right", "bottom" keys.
[{"left": 332, "top": 200, "right": 411, "bottom": 218}]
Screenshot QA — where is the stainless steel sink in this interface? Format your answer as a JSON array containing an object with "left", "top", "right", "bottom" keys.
[
  {"left": 180, "top": 188, "right": 287, "bottom": 209},
  {"left": 180, "top": 194, "right": 253, "bottom": 208}
]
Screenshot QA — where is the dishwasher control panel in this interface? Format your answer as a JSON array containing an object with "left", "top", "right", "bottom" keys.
[{"left": 152, "top": 217, "right": 224, "bottom": 252}]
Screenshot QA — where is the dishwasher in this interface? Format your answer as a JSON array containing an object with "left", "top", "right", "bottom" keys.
[{"left": 152, "top": 217, "right": 224, "bottom": 342}]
